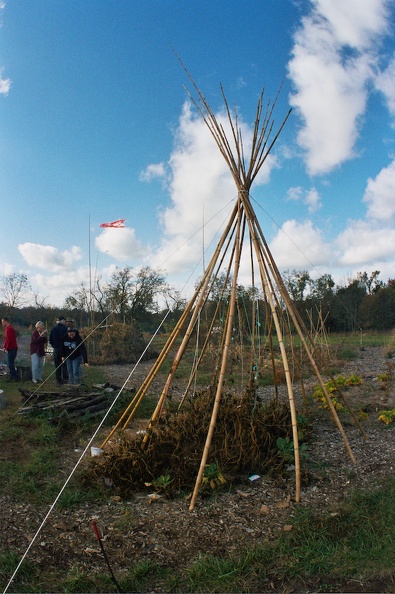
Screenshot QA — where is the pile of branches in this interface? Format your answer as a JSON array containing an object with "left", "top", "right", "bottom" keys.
[
  {"left": 18, "top": 386, "right": 117, "bottom": 420},
  {"left": 90, "top": 386, "right": 299, "bottom": 497}
]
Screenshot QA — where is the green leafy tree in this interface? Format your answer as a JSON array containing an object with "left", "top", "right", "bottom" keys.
[
  {"left": 360, "top": 283, "right": 395, "bottom": 330},
  {"left": 129, "top": 266, "right": 168, "bottom": 320},
  {"left": 310, "top": 273, "right": 335, "bottom": 302},
  {"left": 105, "top": 267, "right": 134, "bottom": 323},
  {"left": 356, "top": 270, "right": 384, "bottom": 295},
  {"left": 283, "top": 269, "right": 311, "bottom": 302},
  {"left": 331, "top": 280, "right": 366, "bottom": 332}
]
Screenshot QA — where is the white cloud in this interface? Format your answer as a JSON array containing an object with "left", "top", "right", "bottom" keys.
[
  {"left": 286, "top": 186, "right": 321, "bottom": 213},
  {"left": 18, "top": 243, "right": 82, "bottom": 271},
  {"left": 0, "top": 258, "right": 15, "bottom": 276},
  {"left": 95, "top": 226, "right": 146, "bottom": 262},
  {"left": 0, "top": 4, "right": 11, "bottom": 95},
  {"left": 0, "top": 68, "right": 11, "bottom": 95},
  {"left": 139, "top": 162, "right": 167, "bottom": 182},
  {"left": 305, "top": 188, "right": 321, "bottom": 213},
  {"left": 363, "top": 159, "right": 395, "bottom": 221},
  {"left": 287, "top": 186, "right": 303, "bottom": 202},
  {"left": 313, "top": 0, "right": 389, "bottom": 47},
  {"left": 269, "top": 219, "right": 331, "bottom": 269},
  {"left": 288, "top": 0, "right": 390, "bottom": 175},
  {"left": 375, "top": 56, "right": 395, "bottom": 116},
  {"left": 12, "top": 97, "right": 284, "bottom": 305},
  {"left": 30, "top": 269, "right": 87, "bottom": 305},
  {"left": 151, "top": 101, "right": 278, "bottom": 274},
  {"left": 235, "top": 76, "right": 247, "bottom": 90},
  {"left": 335, "top": 219, "right": 395, "bottom": 265}
]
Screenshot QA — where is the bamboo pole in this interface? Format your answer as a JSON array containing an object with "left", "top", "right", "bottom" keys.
[
  {"left": 100, "top": 286, "right": 198, "bottom": 448},
  {"left": 254, "top": 251, "right": 301, "bottom": 499},
  {"left": 101, "top": 202, "right": 241, "bottom": 449},
  {"left": 240, "top": 192, "right": 358, "bottom": 461},
  {"left": 189, "top": 201, "right": 244, "bottom": 511},
  {"left": 178, "top": 239, "right": 236, "bottom": 409},
  {"left": 140, "top": 212, "right": 240, "bottom": 443}
]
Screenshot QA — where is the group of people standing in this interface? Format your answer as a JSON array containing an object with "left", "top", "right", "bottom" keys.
[
  {"left": 49, "top": 316, "right": 88, "bottom": 386},
  {"left": 1, "top": 316, "right": 88, "bottom": 386}
]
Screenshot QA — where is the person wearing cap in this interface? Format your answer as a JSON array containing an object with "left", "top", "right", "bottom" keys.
[
  {"left": 30, "top": 321, "right": 47, "bottom": 383},
  {"left": 49, "top": 316, "right": 68, "bottom": 385},
  {"left": 62, "top": 327, "right": 88, "bottom": 386}
]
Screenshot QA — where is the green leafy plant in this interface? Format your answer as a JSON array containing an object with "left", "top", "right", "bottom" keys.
[
  {"left": 379, "top": 408, "right": 395, "bottom": 425},
  {"left": 147, "top": 471, "right": 174, "bottom": 494},
  {"left": 276, "top": 436, "right": 309, "bottom": 463},
  {"left": 202, "top": 462, "right": 226, "bottom": 490},
  {"left": 296, "top": 413, "right": 310, "bottom": 440}
]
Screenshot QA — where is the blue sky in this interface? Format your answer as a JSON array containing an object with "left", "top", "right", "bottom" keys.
[{"left": 1, "top": 0, "right": 395, "bottom": 307}]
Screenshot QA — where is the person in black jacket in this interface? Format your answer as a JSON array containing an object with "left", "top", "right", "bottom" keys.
[
  {"left": 49, "top": 316, "right": 68, "bottom": 385},
  {"left": 62, "top": 328, "right": 88, "bottom": 386}
]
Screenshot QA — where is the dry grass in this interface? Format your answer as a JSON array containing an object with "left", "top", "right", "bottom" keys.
[{"left": 89, "top": 384, "right": 296, "bottom": 496}]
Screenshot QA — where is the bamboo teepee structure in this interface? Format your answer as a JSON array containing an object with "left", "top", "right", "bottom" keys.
[{"left": 102, "top": 73, "right": 364, "bottom": 510}]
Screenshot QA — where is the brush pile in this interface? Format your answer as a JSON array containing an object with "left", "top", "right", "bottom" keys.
[
  {"left": 17, "top": 385, "right": 120, "bottom": 420},
  {"left": 90, "top": 385, "right": 302, "bottom": 497}
]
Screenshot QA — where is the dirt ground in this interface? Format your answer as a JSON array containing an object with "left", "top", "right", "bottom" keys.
[{"left": 1, "top": 345, "right": 395, "bottom": 592}]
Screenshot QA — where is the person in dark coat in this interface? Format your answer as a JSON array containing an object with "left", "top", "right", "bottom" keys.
[
  {"left": 49, "top": 316, "right": 68, "bottom": 386},
  {"left": 62, "top": 328, "right": 88, "bottom": 386}
]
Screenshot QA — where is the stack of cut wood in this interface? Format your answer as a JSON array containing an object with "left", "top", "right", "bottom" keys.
[{"left": 18, "top": 386, "right": 117, "bottom": 418}]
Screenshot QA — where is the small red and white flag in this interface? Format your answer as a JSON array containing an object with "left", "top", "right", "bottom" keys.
[{"left": 100, "top": 219, "right": 126, "bottom": 228}]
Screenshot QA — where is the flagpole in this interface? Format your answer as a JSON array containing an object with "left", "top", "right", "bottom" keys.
[
  {"left": 202, "top": 204, "right": 205, "bottom": 273},
  {"left": 88, "top": 214, "right": 93, "bottom": 327}
]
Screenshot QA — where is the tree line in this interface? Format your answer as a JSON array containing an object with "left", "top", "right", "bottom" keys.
[
  {"left": 281, "top": 269, "right": 395, "bottom": 332},
  {"left": 0, "top": 267, "right": 186, "bottom": 332},
  {"left": 0, "top": 267, "right": 394, "bottom": 334}
]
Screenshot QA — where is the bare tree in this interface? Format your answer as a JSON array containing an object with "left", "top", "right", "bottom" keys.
[
  {"left": 90, "top": 275, "right": 109, "bottom": 319},
  {"left": 0, "top": 273, "right": 32, "bottom": 314},
  {"left": 64, "top": 284, "right": 90, "bottom": 327},
  {"left": 104, "top": 266, "right": 168, "bottom": 324}
]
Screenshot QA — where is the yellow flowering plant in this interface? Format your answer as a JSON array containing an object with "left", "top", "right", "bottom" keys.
[
  {"left": 379, "top": 408, "right": 395, "bottom": 425},
  {"left": 312, "top": 374, "right": 362, "bottom": 411}
]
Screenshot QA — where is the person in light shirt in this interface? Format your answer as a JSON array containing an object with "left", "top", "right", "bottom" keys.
[{"left": 30, "top": 321, "right": 47, "bottom": 384}]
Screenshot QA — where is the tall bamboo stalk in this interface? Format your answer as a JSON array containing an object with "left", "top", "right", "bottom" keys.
[{"left": 189, "top": 201, "right": 243, "bottom": 510}]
